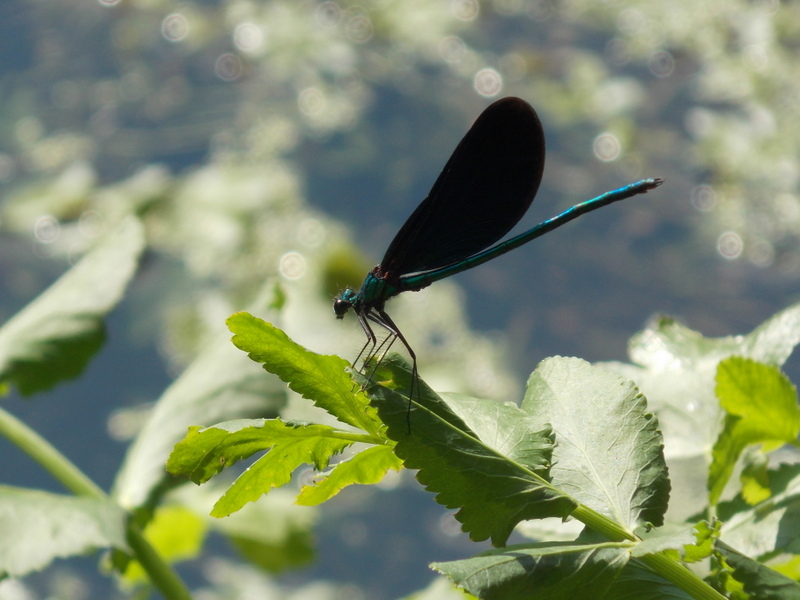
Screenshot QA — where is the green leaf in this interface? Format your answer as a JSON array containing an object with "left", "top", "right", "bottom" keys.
[
  {"left": 740, "top": 448, "right": 771, "bottom": 505},
  {"left": 683, "top": 520, "right": 720, "bottom": 563},
  {"left": 715, "top": 540, "right": 800, "bottom": 600},
  {"left": 432, "top": 541, "right": 630, "bottom": 600},
  {"left": 602, "top": 306, "right": 800, "bottom": 521},
  {"left": 718, "top": 463, "right": 800, "bottom": 560},
  {"left": 0, "top": 486, "right": 128, "bottom": 578},
  {"left": 630, "top": 520, "right": 717, "bottom": 565},
  {"left": 631, "top": 524, "right": 698, "bottom": 559},
  {"left": 296, "top": 444, "right": 403, "bottom": 506},
  {"left": 627, "top": 316, "right": 742, "bottom": 367},
  {"left": 364, "top": 356, "right": 576, "bottom": 547},
  {"left": 709, "top": 357, "right": 799, "bottom": 505},
  {"left": 736, "top": 304, "right": 800, "bottom": 367},
  {"left": 606, "top": 560, "right": 695, "bottom": 599},
  {"left": 522, "top": 357, "right": 670, "bottom": 531},
  {"left": 113, "top": 319, "right": 286, "bottom": 510},
  {"left": 628, "top": 307, "right": 800, "bottom": 369},
  {"left": 0, "top": 218, "right": 144, "bottom": 395},
  {"left": 167, "top": 418, "right": 356, "bottom": 516},
  {"left": 227, "top": 312, "right": 382, "bottom": 435},
  {"left": 771, "top": 555, "right": 800, "bottom": 582}
]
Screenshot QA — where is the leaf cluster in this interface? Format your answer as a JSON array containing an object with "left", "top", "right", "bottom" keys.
[
  {"left": 0, "top": 220, "right": 308, "bottom": 598},
  {"left": 165, "top": 307, "right": 800, "bottom": 600},
  {"left": 3, "top": 218, "right": 800, "bottom": 599}
]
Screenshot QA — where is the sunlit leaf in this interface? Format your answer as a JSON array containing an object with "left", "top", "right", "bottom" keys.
[
  {"left": 606, "top": 561, "right": 695, "bottom": 599},
  {"left": 718, "top": 463, "right": 800, "bottom": 560},
  {"left": 166, "top": 418, "right": 355, "bottom": 516},
  {"left": 364, "top": 356, "right": 575, "bottom": 547},
  {"left": 709, "top": 357, "right": 799, "bottom": 505},
  {"left": 771, "top": 555, "right": 800, "bottom": 582},
  {"left": 0, "top": 218, "right": 144, "bottom": 395},
  {"left": 716, "top": 540, "right": 800, "bottom": 600},
  {"left": 631, "top": 524, "right": 697, "bottom": 558},
  {"left": 296, "top": 444, "right": 403, "bottom": 506},
  {"left": 228, "top": 312, "right": 382, "bottom": 435},
  {"left": 627, "top": 306, "right": 800, "bottom": 370},
  {"left": 601, "top": 305, "right": 800, "bottom": 521},
  {"left": 433, "top": 541, "right": 629, "bottom": 600},
  {"left": 523, "top": 357, "right": 670, "bottom": 531},
  {"left": 630, "top": 520, "right": 717, "bottom": 566},
  {"left": 0, "top": 486, "right": 128, "bottom": 578},
  {"left": 736, "top": 304, "right": 800, "bottom": 367}
]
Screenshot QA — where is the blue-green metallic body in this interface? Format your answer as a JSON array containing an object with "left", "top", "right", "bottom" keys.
[{"left": 396, "top": 178, "right": 662, "bottom": 291}]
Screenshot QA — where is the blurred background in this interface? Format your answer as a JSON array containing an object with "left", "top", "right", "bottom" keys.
[{"left": 0, "top": 0, "right": 798, "bottom": 598}]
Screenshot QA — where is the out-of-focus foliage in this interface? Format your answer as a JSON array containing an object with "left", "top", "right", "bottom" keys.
[
  {"left": 3, "top": 0, "right": 799, "bottom": 271},
  {"left": 1, "top": 0, "right": 798, "bottom": 374},
  {"left": 2, "top": 1, "right": 800, "bottom": 598}
]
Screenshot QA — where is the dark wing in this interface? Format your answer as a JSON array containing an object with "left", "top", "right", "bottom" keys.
[{"left": 379, "top": 97, "right": 545, "bottom": 276}]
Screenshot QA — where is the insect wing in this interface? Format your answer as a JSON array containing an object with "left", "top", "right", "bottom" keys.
[{"left": 379, "top": 97, "right": 545, "bottom": 276}]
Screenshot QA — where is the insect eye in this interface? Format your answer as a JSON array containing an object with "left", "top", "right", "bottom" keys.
[{"left": 333, "top": 297, "right": 352, "bottom": 318}]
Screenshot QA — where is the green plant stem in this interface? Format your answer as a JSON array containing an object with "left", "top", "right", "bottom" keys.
[
  {"left": 0, "top": 405, "right": 104, "bottom": 498},
  {"left": 570, "top": 504, "right": 726, "bottom": 600},
  {"left": 126, "top": 521, "right": 193, "bottom": 600},
  {"left": 0, "top": 405, "right": 193, "bottom": 600},
  {"left": 570, "top": 504, "right": 637, "bottom": 543},
  {"left": 641, "top": 552, "right": 726, "bottom": 600}
]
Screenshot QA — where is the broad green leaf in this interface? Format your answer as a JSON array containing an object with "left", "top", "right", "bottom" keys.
[
  {"left": 736, "top": 304, "right": 800, "bottom": 367},
  {"left": 716, "top": 540, "right": 800, "bottom": 600},
  {"left": 296, "top": 444, "right": 403, "bottom": 506},
  {"left": 605, "top": 560, "right": 694, "bottom": 599},
  {"left": 515, "top": 515, "right": 586, "bottom": 544},
  {"left": 432, "top": 541, "right": 629, "bottom": 600},
  {"left": 631, "top": 524, "right": 698, "bottom": 559},
  {"left": 0, "top": 486, "right": 128, "bottom": 578},
  {"left": 626, "top": 317, "right": 742, "bottom": 369},
  {"left": 228, "top": 313, "right": 382, "bottom": 435},
  {"left": 771, "top": 555, "right": 800, "bottom": 581},
  {"left": 364, "top": 356, "right": 576, "bottom": 547},
  {"left": 166, "top": 418, "right": 355, "bottom": 516},
  {"left": 112, "top": 318, "right": 285, "bottom": 510},
  {"left": 719, "top": 463, "right": 800, "bottom": 559},
  {"left": 522, "top": 357, "right": 670, "bottom": 531},
  {"left": 627, "top": 306, "right": 800, "bottom": 369},
  {"left": 0, "top": 218, "right": 144, "bottom": 395},
  {"left": 709, "top": 357, "right": 799, "bottom": 505},
  {"left": 631, "top": 520, "right": 717, "bottom": 564},
  {"left": 167, "top": 419, "right": 273, "bottom": 483},
  {"left": 602, "top": 331, "right": 722, "bottom": 522},
  {"left": 602, "top": 305, "right": 800, "bottom": 520},
  {"left": 123, "top": 505, "right": 206, "bottom": 583}
]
